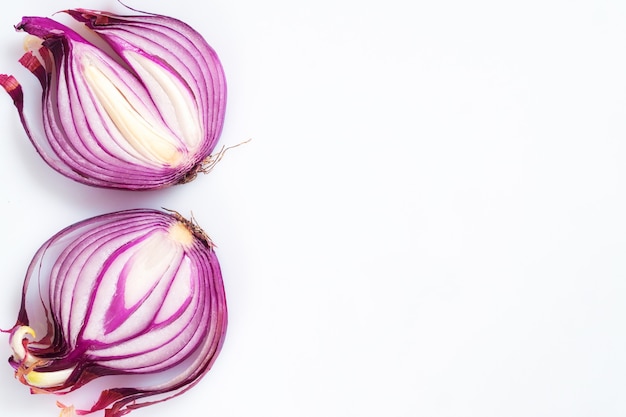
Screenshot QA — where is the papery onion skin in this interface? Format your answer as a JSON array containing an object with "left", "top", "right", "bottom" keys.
[
  {"left": 0, "top": 8, "right": 226, "bottom": 190},
  {"left": 7, "top": 209, "right": 227, "bottom": 417}
]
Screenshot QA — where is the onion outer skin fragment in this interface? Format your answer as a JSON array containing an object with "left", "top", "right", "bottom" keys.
[
  {"left": 7, "top": 209, "right": 227, "bottom": 417},
  {"left": 0, "top": 8, "right": 227, "bottom": 190}
]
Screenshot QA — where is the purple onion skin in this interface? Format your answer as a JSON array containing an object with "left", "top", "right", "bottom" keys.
[
  {"left": 7, "top": 209, "right": 227, "bottom": 417},
  {"left": 0, "top": 9, "right": 226, "bottom": 190}
]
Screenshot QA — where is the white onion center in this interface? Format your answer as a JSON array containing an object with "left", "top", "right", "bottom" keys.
[{"left": 82, "top": 58, "right": 184, "bottom": 167}]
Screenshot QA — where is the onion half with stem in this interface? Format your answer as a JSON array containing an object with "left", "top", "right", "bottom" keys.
[
  {"left": 0, "top": 8, "right": 227, "bottom": 190},
  {"left": 5, "top": 209, "right": 227, "bottom": 417}
]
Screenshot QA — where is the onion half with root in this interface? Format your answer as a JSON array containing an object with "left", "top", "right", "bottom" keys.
[
  {"left": 0, "top": 8, "right": 227, "bottom": 190},
  {"left": 6, "top": 208, "right": 227, "bottom": 417}
]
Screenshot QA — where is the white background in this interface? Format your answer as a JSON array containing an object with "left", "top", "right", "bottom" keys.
[{"left": 1, "top": 0, "right": 626, "bottom": 416}]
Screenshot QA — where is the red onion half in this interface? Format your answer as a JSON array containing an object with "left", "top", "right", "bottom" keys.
[
  {"left": 7, "top": 209, "right": 227, "bottom": 417},
  {"left": 0, "top": 8, "right": 226, "bottom": 190}
]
